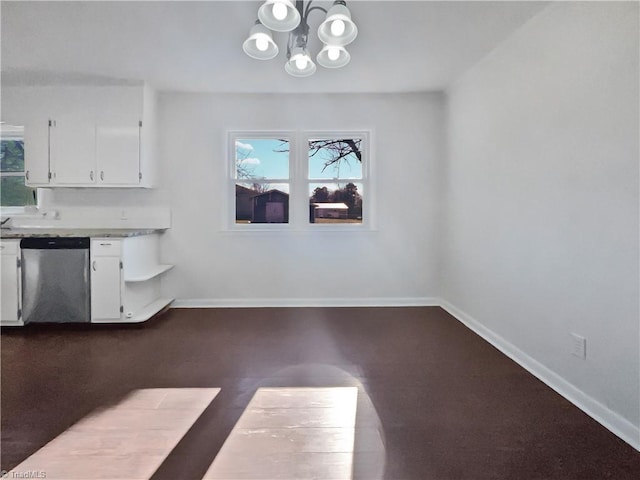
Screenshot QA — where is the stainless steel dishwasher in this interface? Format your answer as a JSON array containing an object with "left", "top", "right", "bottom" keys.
[{"left": 21, "top": 237, "right": 91, "bottom": 323}]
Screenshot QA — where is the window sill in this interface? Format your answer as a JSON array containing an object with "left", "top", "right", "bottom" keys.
[
  {"left": 220, "top": 224, "right": 377, "bottom": 235},
  {"left": 0, "top": 206, "right": 40, "bottom": 217}
]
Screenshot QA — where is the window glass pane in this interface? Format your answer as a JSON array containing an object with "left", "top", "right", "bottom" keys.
[
  {"left": 236, "top": 182, "right": 289, "bottom": 224},
  {"left": 235, "top": 138, "right": 289, "bottom": 180},
  {"left": 1, "top": 139, "right": 25, "bottom": 172},
  {"left": 1, "top": 176, "right": 36, "bottom": 207},
  {"left": 308, "top": 138, "right": 363, "bottom": 180},
  {"left": 309, "top": 182, "right": 363, "bottom": 224}
]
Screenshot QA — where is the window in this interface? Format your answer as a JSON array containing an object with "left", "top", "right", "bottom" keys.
[
  {"left": 1, "top": 125, "right": 36, "bottom": 209},
  {"left": 308, "top": 137, "right": 364, "bottom": 224},
  {"left": 233, "top": 136, "right": 291, "bottom": 224},
  {"left": 229, "top": 131, "right": 369, "bottom": 229}
]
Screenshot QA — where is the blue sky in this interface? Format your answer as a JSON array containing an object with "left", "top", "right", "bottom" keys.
[
  {"left": 235, "top": 139, "right": 289, "bottom": 179},
  {"left": 235, "top": 138, "right": 363, "bottom": 181}
]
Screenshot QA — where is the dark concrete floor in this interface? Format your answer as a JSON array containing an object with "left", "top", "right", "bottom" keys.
[{"left": 2, "top": 307, "right": 639, "bottom": 479}]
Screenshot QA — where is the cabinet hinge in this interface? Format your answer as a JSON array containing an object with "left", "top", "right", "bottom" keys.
[
  {"left": 139, "top": 120, "right": 142, "bottom": 127},
  {"left": 48, "top": 172, "right": 52, "bottom": 180},
  {"left": 48, "top": 120, "right": 52, "bottom": 127},
  {"left": 138, "top": 172, "right": 142, "bottom": 181},
  {"left": 17, "top": 308, "right": 22, "bottom": 319},
  {"left": 119, "top": 261, "right": 123, "bottom": 269},
  {"left": 120, "top": 305, "right": 124, "bottom": 313},
  {"left": 16, "top": 258, "right": 21, "bottom": 268}
]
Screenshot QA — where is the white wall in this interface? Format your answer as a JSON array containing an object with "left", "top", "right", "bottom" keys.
[
  {"left": 443, "top": 0, "right": 639, "bottom": 441},
  {"left": 45, "top": 93, "right": 445, "bottom": 305},
  {"left": 160, "top": 93, "right": 443, "bottom": 305}
]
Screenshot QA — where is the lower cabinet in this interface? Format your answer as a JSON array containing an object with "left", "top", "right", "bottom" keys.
[
  {"left": 91, "top": 255, "right": 123, "bottom": 321},
  {"left": 0, "top": 234, "right": 173, "bottom": 326},
  {"left": 0, "top": 240, "right": 22, "bottom": 326},
  {"left": 90, "top": 235, "right": 173, "bottom": 323}
]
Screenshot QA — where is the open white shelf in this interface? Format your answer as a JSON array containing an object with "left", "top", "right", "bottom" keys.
[
  {"left": 92, "top": 298, "right": 173, "bottom": 324},
  {"left": 128, "top": 298, "right": 174, "bottom": 322},
  {"left": 124, "top": 264, "right": 174, "bottom": 283}
]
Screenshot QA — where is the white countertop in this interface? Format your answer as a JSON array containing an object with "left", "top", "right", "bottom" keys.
[{"left": 0, "top": 228, "right": 166, "bottom": 239}]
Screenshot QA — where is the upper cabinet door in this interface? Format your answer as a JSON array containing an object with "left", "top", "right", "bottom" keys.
[
  {"left": 96, "top": 121, "right": 140, "bottom": 185},
  {"left": 23, "top": 118, "right": 50, "bottom": 185},
  {"left": 49, "top": 117, "right": 96, "bottom": 185}
]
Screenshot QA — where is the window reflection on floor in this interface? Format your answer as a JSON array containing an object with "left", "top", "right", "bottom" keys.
[
  {"left": 8, "top": 388, "right": 220, "bottom": 480},
  {"left": 8, "top": 384, "right": 385, "bottom": 480},
  {"left": 203, "top": 387, "right": 358, "bottom": 480}
]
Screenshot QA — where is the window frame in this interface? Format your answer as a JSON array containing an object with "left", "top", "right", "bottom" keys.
[
  {"left": 304, "top": 131, "right": 370, "bottom": 230},
  {"left": 227, "top": 130, "right": 372, "bottom": 232},
  {"left": 228, "top": 131, "right": 296, "bottom": 230},
  {"left": 0, "top": 126, "right": 38, "bottom": 215}
]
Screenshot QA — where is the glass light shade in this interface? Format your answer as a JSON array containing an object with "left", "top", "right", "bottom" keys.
[
  {"left": 243, "top": 23, "right": 278, "bottom": 60},
  {"left": 258, "top": 0, "right": 300, "bottom": 32},
  {"left": 316, "top": 45, "right": 350, "bottom": 69},
  {"left": 318, "top": 3, "right": 358, "bottom": 46},
  {"left": 285, "top": 47, "right": 316, "bottom": 77}
]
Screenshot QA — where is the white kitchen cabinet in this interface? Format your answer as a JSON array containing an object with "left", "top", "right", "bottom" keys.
[
  {"left": 50, "top": 117, "right": 142, "bottom": 187},
  {"left": 91, "top": 250, "right": 123, "bottom": 321},
  {"left": 23, "top": 118, "right": 51, "bottom": 186},
  {"left": 91, "top": 234, "right": 173, "bottom": 323},
  {"left": 1, "top": 240, "right": 23, "bottom": 326},
  {"left": 50, "top": 117, "right": 97, "bottom": 185},
  {"left": 95, "top": 121, "right": 141, "bottom": 185},
  {"left": 4, "top": 85, "right": 157, "bottom": 189}
]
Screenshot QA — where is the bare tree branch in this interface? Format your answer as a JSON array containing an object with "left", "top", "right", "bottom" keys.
[
  {"left": 275, "top": 138, "right": 362, "bottom": 173},
  {"left": 235, "top": 148, "right": 256, "bottom": 179}
]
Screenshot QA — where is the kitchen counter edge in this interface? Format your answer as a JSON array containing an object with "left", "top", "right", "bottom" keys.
[{"left": 0, "top": 228, "right": 167, "bottom": 239}]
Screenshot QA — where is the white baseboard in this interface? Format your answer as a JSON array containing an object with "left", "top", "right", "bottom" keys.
[
  {"left": 437, "top": 298, "right": 640, "bottom": 452},
  {"left": 172, "top": 297, "right": 439, "bottom": 308}
]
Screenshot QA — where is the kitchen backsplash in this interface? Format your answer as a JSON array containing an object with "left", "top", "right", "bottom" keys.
[{"left": 5, "top": 207, "right": 171, "bottom": 229}]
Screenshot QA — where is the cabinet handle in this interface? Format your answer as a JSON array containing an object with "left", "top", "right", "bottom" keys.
[
  {"left": 90, "top": 171, "right": 94, "bottom": 181},
  {"left": 99, "top": 242, "right": 112, "bottom": 246},
  {"left": 100, "top": 171, "right": 104, "bottom": 181},
  {"left": 92, "top": 261, "right": 97, "bottom": 271},
  {"left": 25, "top": 170, "right": 30, "bottom": 181}
]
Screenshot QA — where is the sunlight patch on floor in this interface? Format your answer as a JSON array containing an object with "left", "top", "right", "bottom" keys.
[
  {"left": 9, "top": 388, "right": 220, "bottom": 480},
  {"left": 203, "top": 387, "right": 358, "bottom": 480}
]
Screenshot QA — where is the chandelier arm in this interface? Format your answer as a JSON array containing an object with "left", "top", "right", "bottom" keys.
[
  {"left": 303, "top": 0, "right": 312, "bottom": 18},
  {"left": 286, "top": 29, "right": 293, "bottom": 59},
  {"left": 297, "top": 0, "right": 308, "bottom": 19},
  {"left": 305, "top": 5, "right": 328, "bottom": 20}
]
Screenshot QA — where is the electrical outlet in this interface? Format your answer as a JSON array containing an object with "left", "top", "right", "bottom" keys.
[{"left": 570, "top": 333, "right": 586, "bottom": 359}]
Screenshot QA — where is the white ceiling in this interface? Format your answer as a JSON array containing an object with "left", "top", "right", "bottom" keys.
[{"left": 1, "top": 0, "right": 548, "bottom": 93}]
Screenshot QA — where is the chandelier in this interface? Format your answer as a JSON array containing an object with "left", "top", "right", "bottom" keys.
[{"left": 243, "top": 0, "right": 358, "bottom": 77}]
